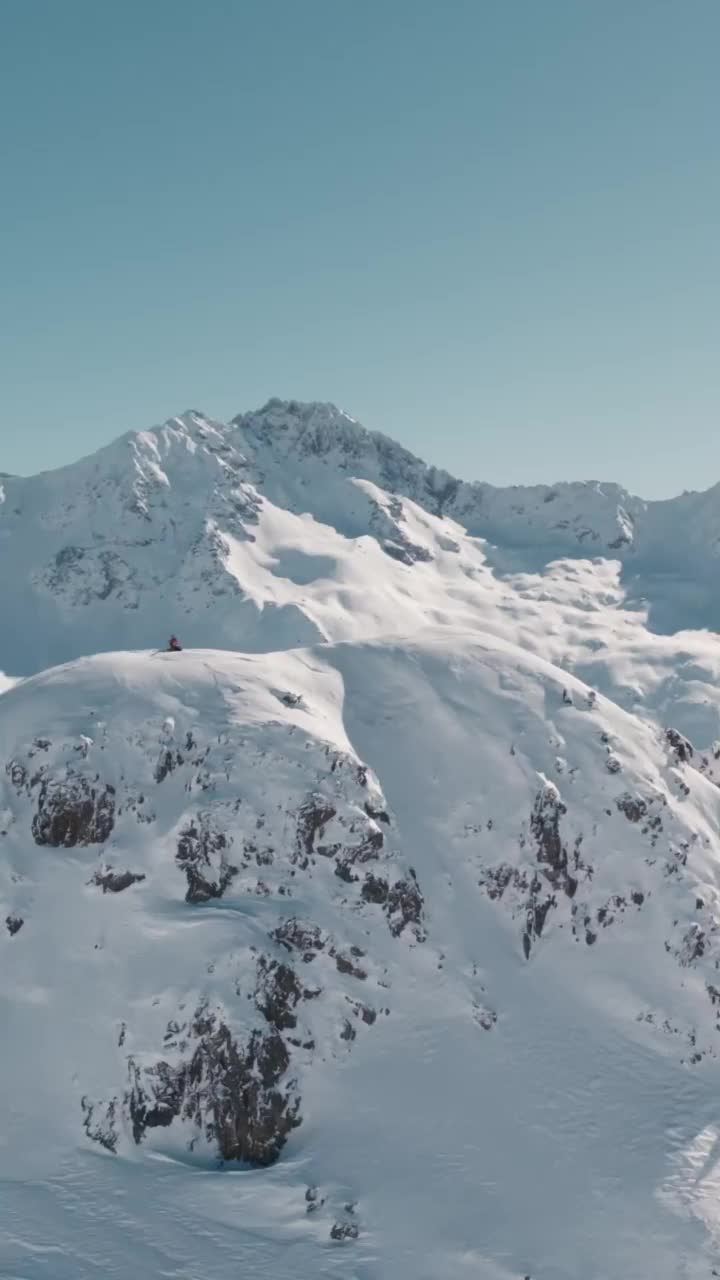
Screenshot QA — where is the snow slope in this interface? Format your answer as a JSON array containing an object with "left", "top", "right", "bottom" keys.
[
  {"left": 3, "top": 402, "right": 720, "bottom": 1277},
  {"left": 4, "top": 639, "right": 720, "bottom": 1277}
]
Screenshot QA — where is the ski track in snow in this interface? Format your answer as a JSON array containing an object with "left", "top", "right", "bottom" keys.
[{"left": 2, "top": 402, "right": 720, "bottom": 1277}]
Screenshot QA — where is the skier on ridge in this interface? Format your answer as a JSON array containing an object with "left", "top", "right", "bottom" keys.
[{"left": 167, "top": 635, "right": 182, "bottom": 652}]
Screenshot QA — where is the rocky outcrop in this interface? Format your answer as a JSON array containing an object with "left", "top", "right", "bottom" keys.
[
  {"left": 673, "top": 924, "right": 706, "bottom": 968},
  {"left": 294, "top": 796, "right": 338, "bottom": 867},
  {"left": 271, "top": 918, "right": 368, "bottom": 979},
  {"left": 616, "top": 791, "right": 665, "bottom": 844},
  {"left": 254, "top": 957, "right": 305, "bottom": 1031},
  {"left": 81, "top": 1096, "right": 118, "bottom": 1153},
  {"left": 330, "top": 1220, "right": 359, "bottom": 1241},
  {"left": 476, "top": 784, "right": 585, "bottom": 959},
  {"left": 616, "top": 793, "right": 649, "bottom": 823},
  {"left": 89, "top": 867, "right": 146, "bottom": 893},
  {"left": 126, "top": 1005, "right": 301, "bottom": 1166},
  {"left": 530, "top": 782, "right": 579, "bottom": 899},
  {"left": 273, "top": 918, "right": 328, "bottom": 961},
  {"left": 665, "top": 727, "right": 694, "bottom": 764},
  {"left": 386, "top": 872, "right": 425, "bottom": 939},
  {"left": 32, "top": 775, "right": 115, "bottom": 847},
  {"left": 361, "top": 870, "right": 426, "bottom": 940},
  {"left": 334, "top": 948, "right": 368, "bottom": 980},
  {"left": 39, "top": 546, "right": 140, "bottom": 609},
  {"left": 176, "top": 817, "right": 238, "bottom": 903},
  {"left": 334, "top": 823, "right": 385, "bottom": 882},
  {"left": 368, "top": 495, "right": 434, "bottom": 565}
]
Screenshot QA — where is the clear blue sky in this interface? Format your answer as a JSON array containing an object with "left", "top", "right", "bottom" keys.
[{"left": 1, "top": 0, "right": 719, "bottom": 496}]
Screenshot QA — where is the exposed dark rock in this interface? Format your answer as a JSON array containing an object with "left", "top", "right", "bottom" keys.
[
  {"left": 334, "top": 859, "right": 356, "bottom": 884},
  {"left": 176, "top": 817, "right": 237, "bottom": 903},
  {"left": 478, "top": 863, "right": 529, "bottom": 901},
  {"left": 666, "top": 727, "right": 694, "bottom": 764},
  {"left": 530, "top": 784, "right": 576, "bottom": 898},
  {"left": 333, "top": 822, "right": 384, "bottom": 880},
  {"left": 255, "top": 957, "right": 304, "bottom": 1030},
  {"left": 305, "top": 1185, "right": 325, "bottom": 1214},
  {"left": 32, "top": 775, "right": 115, "bottom": 847},
  {"left": 6, "top": 914, "right": 24, "bottom": 936},
  {"left": 126, "top": 1058, "right": 182, "bottom": 1139},
  {"left": 596, "top": 894, "right": 628, "bottom": 928},
  {"left": 90, "top": 868, "right": 146, "bottom": 894},
  {"left": 616, "top": 793, "right": 648, "bottom": 824},
  {"left": 330, "top": 1221, "right": 359, "bottom": 1241},
  {"left": 5, "top": 760, "right": 28, "bottom": 794},
  {"left": 44, "top": 545, "right": 139, "bottom": 605},
  {"left": 361, "top": 873, "right": 389, "bottom": 904},
  {"left": 81, "top": 1095, "right": 118, "bottom": 1153},
  {"left": 163, "top": 1018, "right": 188, "bottom": 1049},
  {"left": 346, "top": 998, "right": 377, "bottom": 1025},
  {"left": 333, "top": 948, "right": 368, "bottom": 981},
  {"left": 287, "top": 1035, "right": 316, "bottom": 1050},
  {"left": 340, "top": 1018, "right": 356, "bottom": 1042},
  {"left": 386, "top": 870, "right": 425, "bottom": 939},
  {"left": 382, "top": 538, "right": 432, "bottom": 565},
  {"left": 125, "top": 1005, "right": 300, "bottom": 1165},
  {"left": 523, "top": 881, "right": 556, "bottom": 959},
  {"left": 275, "top": 690, "right": 306, "bottom": 709},
  {"left": 154, "top": 746, "right": 184, "bottom": 783},
  {"left": 482, "top": 795, "right": 589, "bottom": 958},
  {"left": 364, "top": 800, "right": 390, "bottom": 824},
  {"left": 295, "top": 796, "right": 337, "bottom": 867},
  {"left": 273, "top": 917, "right": 327, "bottom": 961},
  {"left": 677, "top": 924, "right": 706, "bottom": 967}
]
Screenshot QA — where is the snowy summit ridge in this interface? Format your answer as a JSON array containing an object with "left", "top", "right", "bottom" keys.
[
  {"left": 4, "top": 400, "right": 720, "bottom": 1278},
  {"left": 2, "top": 397, "right": 720, "bottom": 678}
]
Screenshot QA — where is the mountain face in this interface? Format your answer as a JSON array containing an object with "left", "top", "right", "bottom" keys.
[
  {"left": 3, "top": 402, "right": 720, "bottom": 1279},
  {"left": 2, "top": 399, "right": 720, "bottom": 681}
]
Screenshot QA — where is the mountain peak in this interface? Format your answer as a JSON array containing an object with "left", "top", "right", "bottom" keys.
[
  {"left": 4, "top": 396, "right": 720, "bottom": 683},
  {"left": 236, "top": 396, "right": 358, "bottom": 428},
  {"left": 233, "top": 397, "right": 380, "bottom": 459}
]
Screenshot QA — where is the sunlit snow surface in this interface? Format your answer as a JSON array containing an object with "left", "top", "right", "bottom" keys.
[{"left": 2, "top": 403, "right": 720, "bottom": 1277}]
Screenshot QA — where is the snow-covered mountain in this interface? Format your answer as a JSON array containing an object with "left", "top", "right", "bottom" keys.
[
  {"left": 3, "top": 401, "right": 720, "bottom": 1278},
  {"left": 3, "top": 398, "right": 720, "bottom": 680}
]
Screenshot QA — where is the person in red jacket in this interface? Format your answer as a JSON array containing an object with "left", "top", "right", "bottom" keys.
[{"left": 168, "top": 635, "right": 182, "bottom": 652}]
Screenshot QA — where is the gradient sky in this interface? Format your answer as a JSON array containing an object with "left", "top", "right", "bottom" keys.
[{"left": 2, "top": 0, "right": 719, "bottom": 496}]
